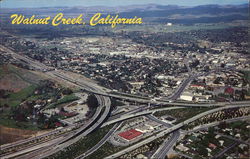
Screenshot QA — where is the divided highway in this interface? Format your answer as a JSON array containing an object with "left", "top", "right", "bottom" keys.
[
  {"left": 102, "top": 107, "right": 184, "bottom": 127},
  {"left": 1, "top": 45, "right": 250, "bottom": 159},
  {"left": 104, "top": 104, "right": 250, "bottom": 159},
  {"left": 147, "top": 115, "right": 180, "bottom": 159},
  {"left": 75, "top": 122, "right": 122, "bottom": 159},
  {"left": 0, "top": 45, "right": 112, "bottom": 159}
]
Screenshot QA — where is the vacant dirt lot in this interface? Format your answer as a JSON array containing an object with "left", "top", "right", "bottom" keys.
[
  {"left": 0, "top": 74, "right": 30, "bottom": 92},
  {"left": 0, "top": 125, "right": 38, "bottom": 145},
  {"left": 0, "top": 64, "right": 43, "bottom": 92}
]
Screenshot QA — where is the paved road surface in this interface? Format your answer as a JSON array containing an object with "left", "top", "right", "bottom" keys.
[
  {"left": 75, "top": 122, "right": 122, "bottom": 159},
  {"left": 104, "top": 104, "right": 250, "bottom": 159},
  {"left": 211, "top": 142, "right": 239, "bottom": 159}
]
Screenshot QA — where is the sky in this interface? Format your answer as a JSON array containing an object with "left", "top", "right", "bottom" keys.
[{"left": 0, "top": 0, "right": 248, "bottom": 8}]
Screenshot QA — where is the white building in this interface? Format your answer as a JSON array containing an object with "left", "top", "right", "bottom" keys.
[
  {"left": 166, "top": 23, "right": 173, "bottom": 26},
  {"left": 180, "top": 92, "right": 193, "bottom": 101}
]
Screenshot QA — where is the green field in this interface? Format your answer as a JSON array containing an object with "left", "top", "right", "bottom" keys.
[
  {"left": 0, "top": 118, "right": 40, "bottom": 130},
  {"left": 0, "top": 83, "right": 41, "bottom": 130},
  {"left": 0, "top": 64, "right": 80, "bottom": 130},
  {"left": 0, "top": 84, "right": 38, "bottom": 107}
]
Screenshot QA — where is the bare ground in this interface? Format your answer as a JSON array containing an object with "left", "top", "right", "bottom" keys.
[{"left": 0, "top": 125, "right": 51, "bottom": 145}]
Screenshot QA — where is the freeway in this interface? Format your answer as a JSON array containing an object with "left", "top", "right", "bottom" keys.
[
  {"left": 0, "top": 45, "right": 112, "bottom": 159},
  {"left": 104, "top": 104, "right": 250, "bottom": 159},
  {"left": 187, "top": 116, "right": 250, "bottom": 134},
  {"left": 42, "top": 72, "right": 113, "bottom": 139},
  {"left": 176, "top": 116, "right": 250, "bottom": 159},
  {"left": 29, "top": 95, "right": 111, "bottom": 159},
  {"left": 152, "top": 130, "right": 180, "bottom": 159},
  {"left": 2, "top": 95, "right": 106, "bottom": 159},
  {"left": 12, "top": 97, "right": 110, "bottom": 159},
  {"left": 2, "top": 44, "right": 250, "bottom": 159},
  {"left": 110, "top": 105, "right": 148, "bottom": 119},
  {"left": 102, "top": 102, "right": 249, "bottom": 127},
  {"left": 146, "top": 114, "right": 172, "bottom": 127},
  {"left": 147, "top": 115, "right": 180, "bottom": 159},
  {"left": 50, "top": 71, "right": 107, "bottom": 93},
  {"left": 105, "top": 92, "right": 250, "bottom": 107},
  {"left": 166, "top": 75, "right": 195, "bottom": 100},
  {"left": 2, "top": 46, "right": 51, "bottom": 71},
  {"left": 75, "top": 122, "right": 122, "bottom": 159},
  {"left": 84, "top": 89, "right": 250, "bottom": 107},
  {"left": 0, "top": 125, "right": 75, "bottom": 151},
  {"left": 1, "top": 136, "right": 67, "bottom": 159},
  {"left": 3, "top": 45, "right": 250, "bottom": 109},
  {"left": 102, "top": 107, "right": 185, "bottom": 127},
  {"left": 105, "top": 70, "right": 232, "bottom": 105}
]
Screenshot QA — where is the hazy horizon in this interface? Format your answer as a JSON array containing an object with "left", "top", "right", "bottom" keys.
[{"left": 0, "top": 0, "right": 248, "bottom": 8}]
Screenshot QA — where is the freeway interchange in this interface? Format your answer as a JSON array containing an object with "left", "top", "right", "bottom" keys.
[{"left": 0, "top": 45, "right": 250, "bottom": 159}]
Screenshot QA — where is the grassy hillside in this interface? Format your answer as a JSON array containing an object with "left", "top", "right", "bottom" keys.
[
  {"left": 0, "top": 64, "right": 43, "bottom": 92},
  {"left": 0, "top": 64, "right": 43, "bottom": 107},
  {"left": 0, "top": 64, "right": 78, "bottom": 131}
]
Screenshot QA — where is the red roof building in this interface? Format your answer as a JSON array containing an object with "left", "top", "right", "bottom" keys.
[
  {"left": 209, "top": 143, "right": 217, "bottom": 149},
  {"left": 190, "top": 84, "right": 206, "bottom": 89},
  {"left": 55, "top": 122, "right": 63, "bottom": 127},
  {"left": 59, "top": 111, "right": 77, "bottom": 117},
  {"left": 118, "top": 129, "right": 143, "bottom": 141},
  {"left": 225, "top": 87, "right": 234, "bottom": 95}
]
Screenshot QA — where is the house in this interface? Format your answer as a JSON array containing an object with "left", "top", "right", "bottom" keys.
[
  {"left": 190, "top": 84, "right": 205, "bottom": 90},
  {"left": 209, "top": 143, "right": 217, "bottom": 149},
  {"left": 206, "top": 148, "right": 212, "bottom": 153},
  {"left": 219, "top": 140, "right": 224, "bottom": 146},
  {"left": 176, "top": 143, "right": 189, "bottom": 152}
]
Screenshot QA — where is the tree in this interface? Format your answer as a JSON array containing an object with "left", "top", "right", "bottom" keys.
[
  {"left": 62, "top": 88, "right": 73, "bottom": 95},
  {"left": 200, "top": 147, "right": 208, "bottom": 157},
  {"left": 87, "top": 94, "right": 98, "bottom": 108},
  {"left": 218, "top": 121, "right": 227, "bottom": 129}
]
